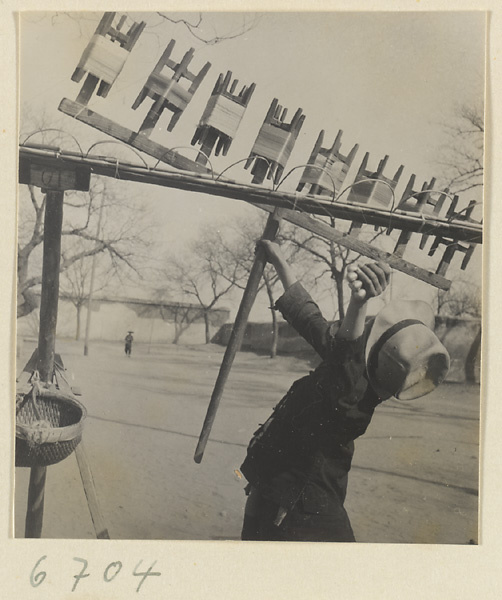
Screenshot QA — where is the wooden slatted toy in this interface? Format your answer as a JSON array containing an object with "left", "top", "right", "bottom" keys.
[
  {"left": 191, "top": 71, "right": 256, "bottom": 163},
  {"left": 132, "top": 40, "right": 211, "bottom": 136},
  {"left": 388, "top": 176, "right": 436, "bottom": 258},
  {"left": 428, "top": 200, "right": 480, "bottom": 276},
  {"left": 346, "top": 154, "right": 403, "bottom": 209},
  {"left": 346, "top": 153, "right": 404, "bottom": 237},
  {"left": 297, "top": 130, "right": 359, "bottom": 197},
  {"left": 418, "top": 188, "right": 455, "bottom": 250},
  {"left": 244, "top": 99, "right": 305, "bottom": 185},
  {"left": 72, "top": 12, "right": 146, "bottom": 105}
]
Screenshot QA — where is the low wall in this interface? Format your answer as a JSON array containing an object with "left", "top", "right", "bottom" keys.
[
  {"left": 212, "top": 316, "right": 482, "bottom": 383},
  {"left": 17, "top": 296, "right": 230, "bottom": 346}
]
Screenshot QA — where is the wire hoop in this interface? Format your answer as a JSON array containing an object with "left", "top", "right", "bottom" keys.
[
  {"left": 274, "top": 164, "right": 337, "bottom": 202},
  {"left": 21, "top": 129, "right": 84, "bottom": 155},
  {"left": 85, "top": 140, "right": 150, "bottom": 169}
]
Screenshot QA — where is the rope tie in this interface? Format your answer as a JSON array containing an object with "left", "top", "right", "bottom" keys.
[{"left": 416, "top": 213, "right": 427, "bottom": 233}]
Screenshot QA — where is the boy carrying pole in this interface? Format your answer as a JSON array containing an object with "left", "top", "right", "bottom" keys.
[{"left": 240, "top": 241, "right": 450, "bottom": 542}]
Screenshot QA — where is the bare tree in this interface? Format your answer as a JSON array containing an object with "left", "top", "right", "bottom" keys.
[
  {"left": 154, "top": 12, "right": 261, "bottom": 46},
  {"left": 156, "top": 302, "right": 204, "bottom": 345},
  {"left": 24, "top": 11, "right": 260, "bottom": 47},
  {"left": 59, "top": 242, "right": 111, "bottom": 340},
  {"left": 437, "top": 275, "right": 481, "bottom": 383},
  {"left": 157, "top": 227, "right": 242, "bottom": 344},
  {"left": 59, "top": 253, "right": 92, "bottom": 340},
  {"left": 432, "top": 100, "right": 484, "bottom": 382},
  {"left": 17, "top": 175, "right": 155, "bottom": 319},
  {"left": 436, "top": 102, "right": 484, "bottom": 194},
  {"left": 437, "top": 276, "right": 481, "bottom": 319}
]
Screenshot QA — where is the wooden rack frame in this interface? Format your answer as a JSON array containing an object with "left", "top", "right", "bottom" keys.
[{"left": 20, "top": 144, "right": 482, "bottom": 293}]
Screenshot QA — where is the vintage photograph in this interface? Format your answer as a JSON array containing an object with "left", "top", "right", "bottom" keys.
[{"left": 15, "top": 11, "right": 483, "bottom": 543}]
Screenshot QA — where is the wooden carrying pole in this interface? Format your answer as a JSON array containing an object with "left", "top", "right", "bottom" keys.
[
  {"left": 194, "top": 210, "right": 283, "bottom": 463},
  {"left": 25, "top": 190, "right": 64, "bottom": 538}
]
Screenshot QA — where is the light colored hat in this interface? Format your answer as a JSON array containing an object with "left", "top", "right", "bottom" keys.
[{"left": 365, "top": 300, "right": 450, "bottom": 400}]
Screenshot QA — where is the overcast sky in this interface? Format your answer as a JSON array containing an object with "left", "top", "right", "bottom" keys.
[{"left": 19, "top": 11, "right": 485, "bottom": 318}]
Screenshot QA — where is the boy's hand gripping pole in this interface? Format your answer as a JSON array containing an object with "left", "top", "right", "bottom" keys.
[{"left": 194, "top": 209, "right": 283, "bottom": 463}]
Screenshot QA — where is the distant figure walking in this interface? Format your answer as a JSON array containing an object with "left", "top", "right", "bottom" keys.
[{"left": 124, "top": 331, "right": 134, "bottom": 357}]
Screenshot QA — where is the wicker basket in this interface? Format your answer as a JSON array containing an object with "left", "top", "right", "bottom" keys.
[{"left": 16, "top": 385, "right": 86, "bottom": 468}]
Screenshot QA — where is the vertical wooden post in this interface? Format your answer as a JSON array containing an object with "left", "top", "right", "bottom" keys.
[
  {"left": 25, "top": 190, "right": 64, "bottom": 538},
  {"left": 194, "top": 209, "right": 282, "bottom": 463}
]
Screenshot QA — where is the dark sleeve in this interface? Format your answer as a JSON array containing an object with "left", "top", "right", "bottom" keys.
[{"left": 274, "top": 281, "right": 341, "bottom": 360}]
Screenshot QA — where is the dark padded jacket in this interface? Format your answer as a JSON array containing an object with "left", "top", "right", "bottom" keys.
[{"left": 240, "top": 282, "right": 382, "bottom": 515}]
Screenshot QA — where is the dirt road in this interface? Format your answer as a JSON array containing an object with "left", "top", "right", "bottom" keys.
[{"left": 15, "top": 340, "right": 479, "bottom": 543}]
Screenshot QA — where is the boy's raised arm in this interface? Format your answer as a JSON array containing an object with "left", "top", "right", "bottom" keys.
[
  {"left": 258, "top": 240, "right": 391, "bottom": 346},
  {"left": 337, "top": 262, "right": 392, "bottom": 340},
  {"left": 258, "top": 240, "right": 297, "bottom": 291}
]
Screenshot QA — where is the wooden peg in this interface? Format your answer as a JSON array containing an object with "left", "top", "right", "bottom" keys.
[
  {"left": 132, "top": 40, "right": 211, "bottom": 136},
  {"left": 297, "top": 129, "right": 359, "bottom": 197},
  {"left": 191, "top": 71, "right": 256, "bottom": 164},
  {"left": 72, "top": 12, "right": 146, "bottom": 105},
  {"left": 245, "top": 99, "right": 305, "bottom": 185}
]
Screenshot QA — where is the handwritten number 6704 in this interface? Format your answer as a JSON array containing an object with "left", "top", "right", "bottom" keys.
[{"left": 30, "top": 555, "right": 161, "bottom": 592}]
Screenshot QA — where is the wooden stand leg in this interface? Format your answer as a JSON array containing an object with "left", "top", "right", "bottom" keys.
[
  {"left": 194, "top": 209, "right": 283, "bottom": 463},
  {"left": 75, "top": 443, "right": 110, "bottom": 539},
  {"left": 24, "top": 190, "right": 64, "bottom": 538},
  {"left": 25, "top": 467, "right": 47, "bottom": 538}
]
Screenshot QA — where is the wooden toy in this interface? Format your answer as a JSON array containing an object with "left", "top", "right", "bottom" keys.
[
  {"left": 244, "top": 99, "right": 305, "bottom": 184},
  {"left": 418, "top": 188, "right": 456, "bottom": 250},
  {"left": 428, "top": 200, "right": 481, "bottom": 275},
  {"left": 72, "top": 12, "right": 145, "bottom": 105},
  {"left": 132, "top": 40, "right": 211, "bottom": 136},
  {"left": 297, "top": 129, "right": 359, "bottom": 197},
  {"left": 346, "top": 154, "right": 403, "bottom": 208},
  {"left": 391, "top": 176, "right": 436, "bottom": 258},
  {"left": 191, "top": 71, "right": 255, "bottom": 163},
  {"left": 345, "top": 153, "right": 403, "bottom": 237}
]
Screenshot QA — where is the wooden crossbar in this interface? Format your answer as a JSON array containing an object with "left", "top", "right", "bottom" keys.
[
  {"left": 21, "top": 144, "right": 458, "bottom": 291},
  {"left": 257, "top": 204, "right": 452, "bottom": 289},
  {"left": 59, "top": 98, "right": 211, "bottom": 174},
  {"left": 21, "top": 141, "right": 483, "bottom": 247}
]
